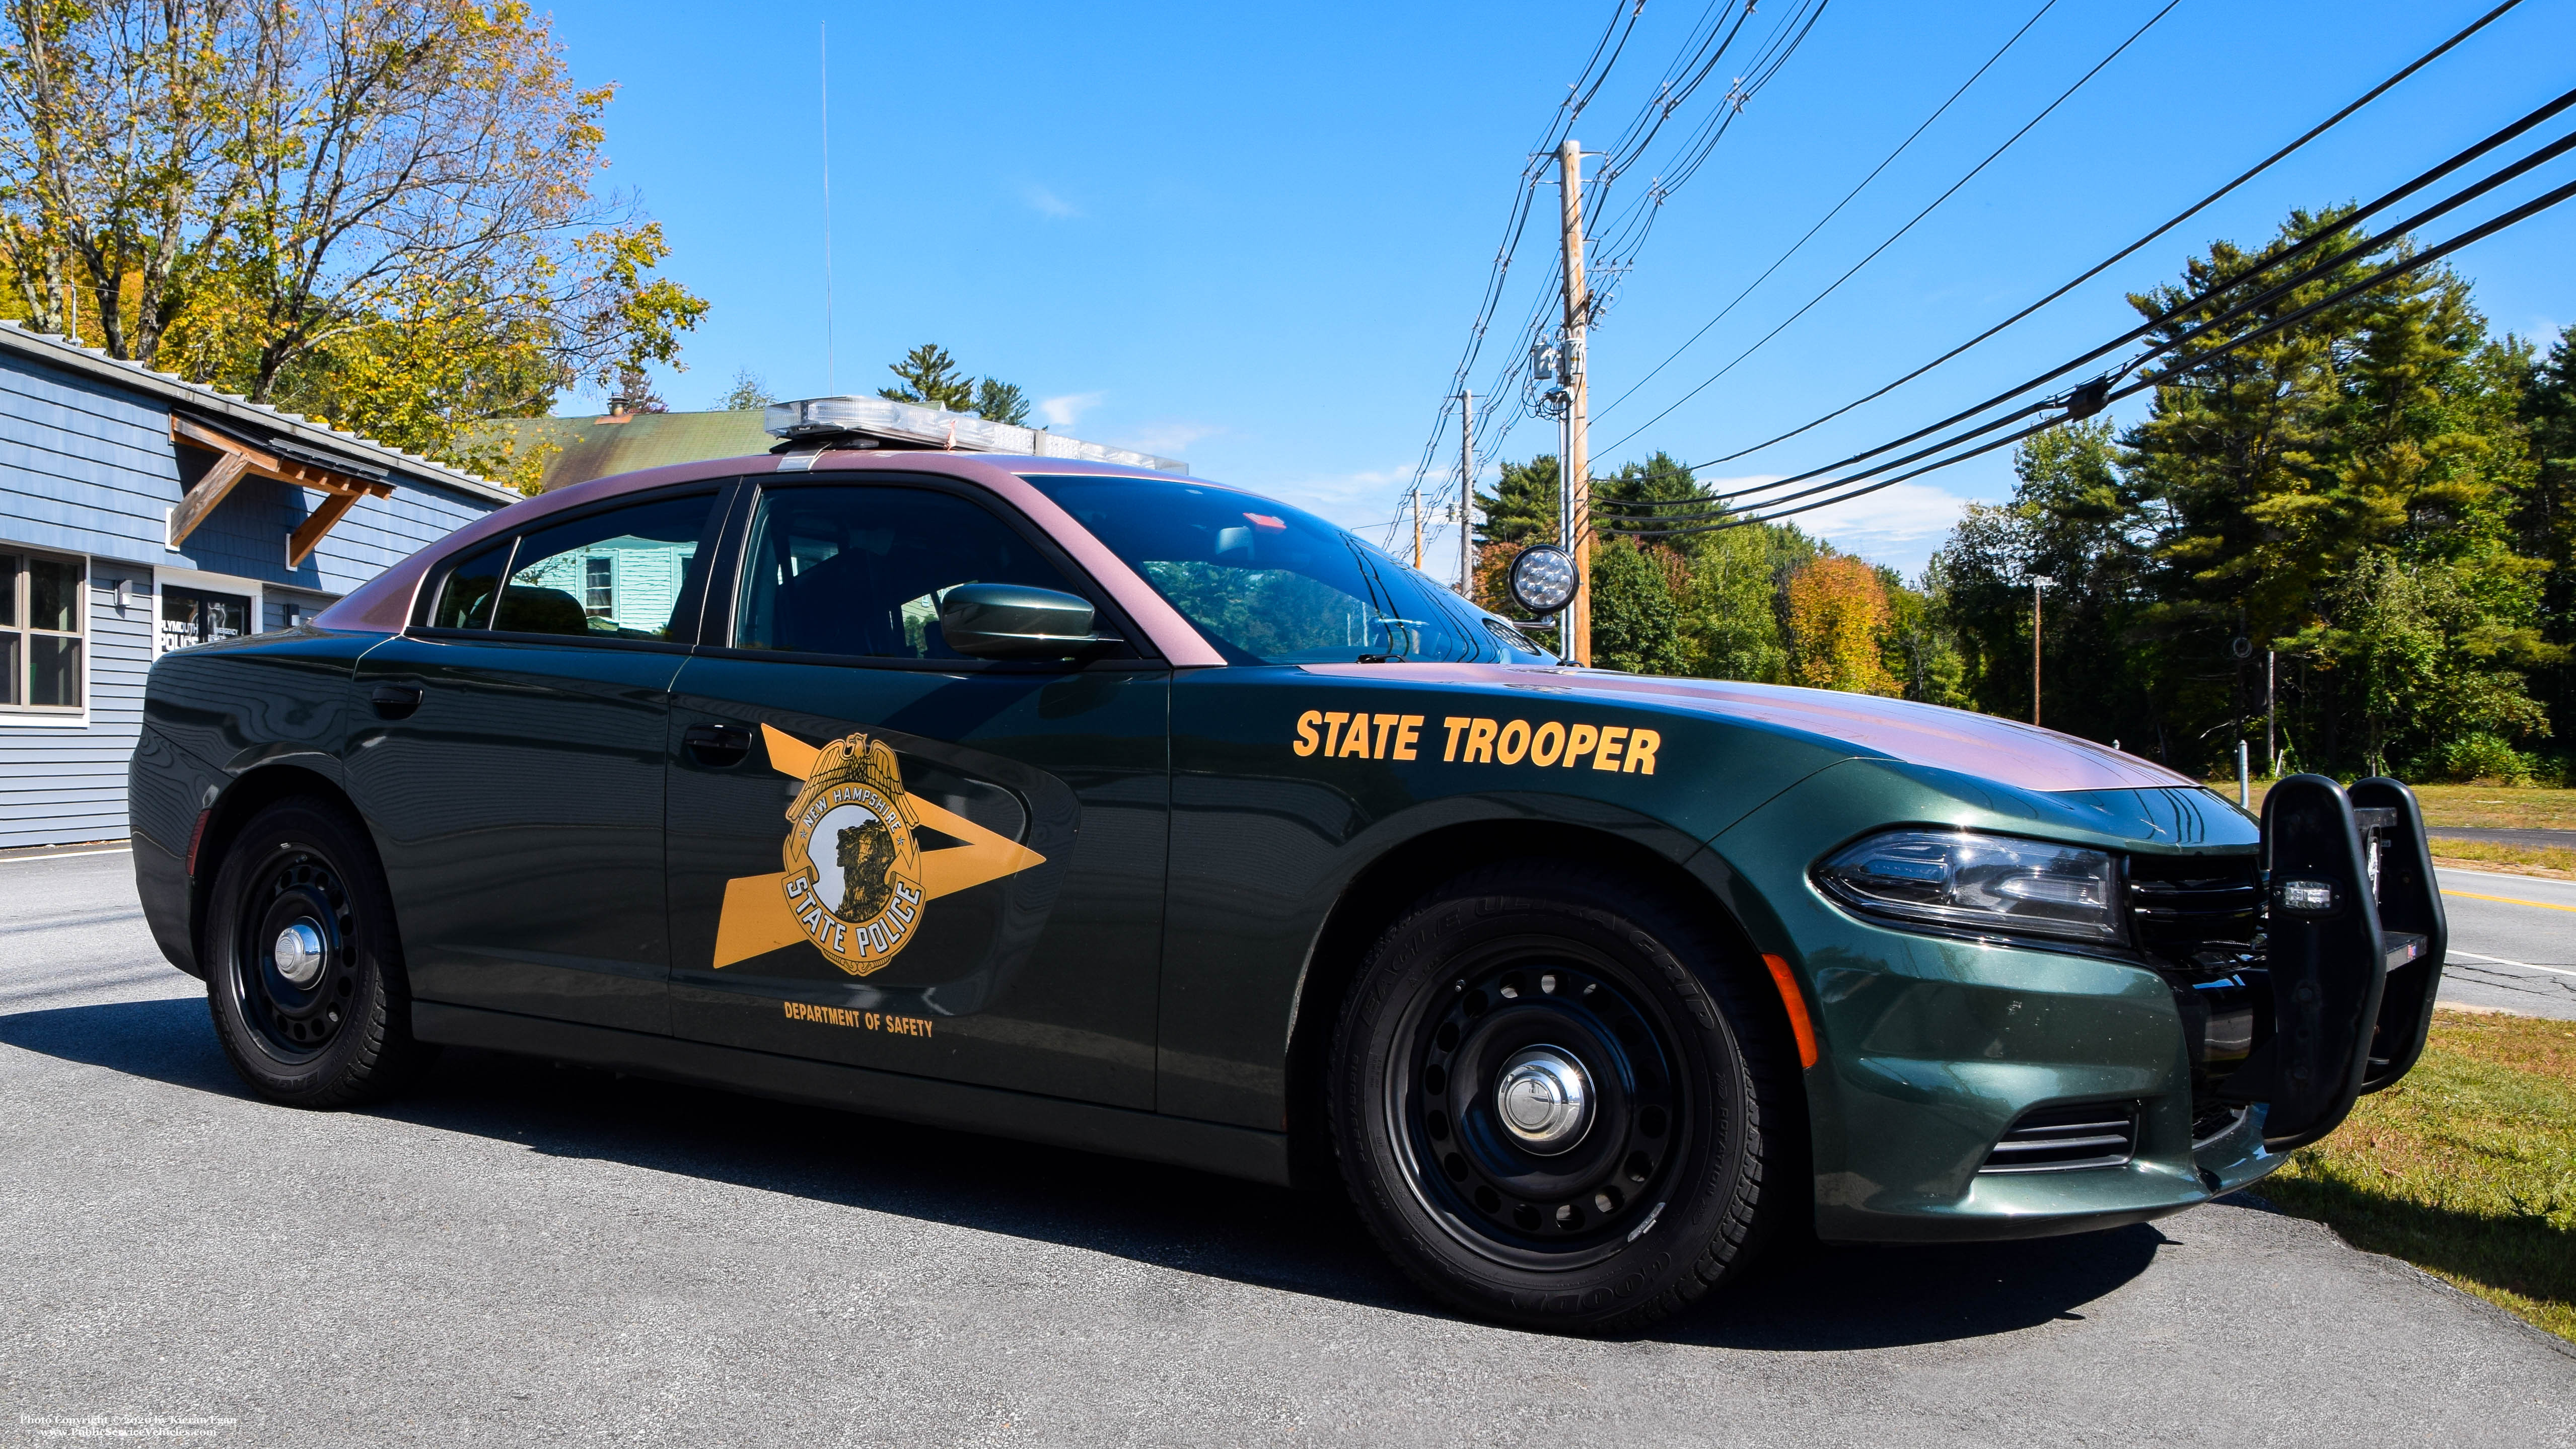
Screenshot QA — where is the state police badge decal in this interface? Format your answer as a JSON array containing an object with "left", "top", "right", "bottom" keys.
[
  {"left": 709, "top": 723, "right": 1048, "bottom": 975},
  {"left": 781, "top": 732, "right": 925, "bottom": 976}
]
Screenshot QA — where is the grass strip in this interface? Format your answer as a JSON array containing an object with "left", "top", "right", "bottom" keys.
[
  {"left": 2260, "top": 1011, "right": 2576, "bottom": 1343},
  {"left": 2211, "top": 781, "right": 2576, "bottom": 831},
  {"left": 2426, "top": 839, "right": 2576, "bottom": 877}
]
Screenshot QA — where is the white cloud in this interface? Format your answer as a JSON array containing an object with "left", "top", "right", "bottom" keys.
[
  {"left": 1039, "top": 391, "right": 1105, "bottom": 427},
  {"left": 1023, "top": 185, "right": 1078, "bottom": 219},
  {"left": 1118, "top": 421, "right": 1222, "bottom": 459},
  {"left": 1261, "top": 467, "right": 1414, "bottom": 532},
  {"left": 1793, "top": 480, "right": 1972, "bottom": 579}
]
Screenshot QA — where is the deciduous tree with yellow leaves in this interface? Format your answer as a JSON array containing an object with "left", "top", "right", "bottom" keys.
[
  {"left": 1785, "top": 554, "right": 1900, "bottom": 696},
  {"left": 0, "top": 0, "right": 705, "bottom": 490}
]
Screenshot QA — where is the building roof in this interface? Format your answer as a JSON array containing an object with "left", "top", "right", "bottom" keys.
[
  {"left": 472, "top": 399, "right": 1189, "bottom": 494},
  {"left": 0, "top": 321, "right": 516, "bottom": 504},
  {"left": 468, "top": 409, "right": 776, "bottom": 492}
]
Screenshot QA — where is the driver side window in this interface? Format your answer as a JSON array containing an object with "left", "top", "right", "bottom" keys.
[{"left": 732, "top": 484, "right": 1087, "bottom": 660}]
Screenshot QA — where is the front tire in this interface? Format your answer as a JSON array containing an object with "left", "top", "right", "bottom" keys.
[
  {"left": 203, "top": 799, "right": 432, "bottom": 1107},
  {"left": 1328, "top": 863, "right": 1795, "bottom": 1332}
]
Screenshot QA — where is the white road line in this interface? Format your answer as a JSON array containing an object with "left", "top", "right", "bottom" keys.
[
  {"left": 0, "top": 847, "right": 131, "bottom": 865},
  {"left": 2448, "top": 950, "right": 2576, "bottom": 980}
]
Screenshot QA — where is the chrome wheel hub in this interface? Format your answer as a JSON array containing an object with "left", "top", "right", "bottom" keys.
[
  {"left": 1494, "top": 1046, "right": 1593, "bottom": 1153},
  {"left": 271, "top": 920, "right": 326, "bottom": 988}
]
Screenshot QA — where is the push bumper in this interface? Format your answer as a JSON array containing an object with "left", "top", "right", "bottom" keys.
[
  {"left": 2232, "top": 774, "right": 2448, "bottom": 1150},
  {"left": 1715, "top": 767, "right": 2448, "bottom": 1244}
]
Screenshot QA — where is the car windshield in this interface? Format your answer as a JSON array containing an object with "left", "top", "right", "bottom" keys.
[{"left": 1020, "top": 474, "right": 1520, "bottom": 665}]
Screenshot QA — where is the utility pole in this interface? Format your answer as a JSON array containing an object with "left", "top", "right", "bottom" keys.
[
  {"left": 1410, "top": 484, "right": 1424, "bottom": 570},
  {"left": 1460, "top": 392, "right": 1478, "bottom": 596},
  {"left": 1556, "top": 137, "right": 1592, "bottom": 667},
  {"left": 2029, "top": 576, "right": 2054, "bottom": 726},
  {"left": 2265, "top": 649, "right": 2277, "bottom": 777}
]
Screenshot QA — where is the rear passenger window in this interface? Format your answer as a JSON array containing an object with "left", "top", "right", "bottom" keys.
[
  {"left": 500, "top": 494, "right": 716, "bottom": 639},
  {"left": 429, "top": 493, "right": 718, "bottom": 639}
]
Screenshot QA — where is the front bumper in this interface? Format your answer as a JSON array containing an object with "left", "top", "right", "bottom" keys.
[{"left": 1704, "top": 767, "right": 2446, "bottom": 1244}]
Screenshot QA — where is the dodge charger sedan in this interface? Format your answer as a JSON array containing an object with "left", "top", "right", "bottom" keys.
[{"left": 127, "top": 423, "right": 2445, "bottom": 1332}]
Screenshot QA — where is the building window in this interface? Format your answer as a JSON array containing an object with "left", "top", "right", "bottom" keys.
[
  {"left": 160, "top": 586, "right": 250, "bottom": 655},
  {"left": 0, "top": 549, "right": 86, "bottom": 710},
  {"left": 584, "top": 554, "right": 614, "bottom": 619}
]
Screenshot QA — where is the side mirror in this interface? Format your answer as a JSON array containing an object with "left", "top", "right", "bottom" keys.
[{"left": 938, "top": 583, "right": 1113, "bottom": 660}]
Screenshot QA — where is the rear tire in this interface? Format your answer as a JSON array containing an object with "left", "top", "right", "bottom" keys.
[
  {"left": 203, "top": 799, "right": 433, "bottom": 1107},
  {"left": 1328, "top": 862, "right": 1795, "bottom": 1333}
]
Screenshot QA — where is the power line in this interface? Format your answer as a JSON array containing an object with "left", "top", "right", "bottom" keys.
[
  {"left": 1599, "top": 168, "right": 2576, "bottom": 539},
  {"left": 1393, "top": 0, "right": 1813, "bottom": 547},
  {"left": 1595, "top": 0, "right": 2061, "bottom": 425},
  {"left": 1597, "top": 0, "right": 2187, "bottom": 459},
  {"left": 1670, "top": 0, "right": 2531, "bottom": 471},
  {"left": 1389, "top": 0, "right": 1658, "bottom": 538},
  {"left": 1596, "top": 84, "right": 2576, "bottom": 516},
  {"left": 1435, "top": 7, "right": 1825, "bottom": 510}
]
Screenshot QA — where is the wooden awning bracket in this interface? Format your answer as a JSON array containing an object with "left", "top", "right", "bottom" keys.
[{"left": 165, "top": 413, "right": 394, "bottom": 567}]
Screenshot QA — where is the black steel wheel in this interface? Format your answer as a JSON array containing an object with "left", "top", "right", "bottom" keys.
[
  {"left": 1330, "top": 862, "right": 1797, "bottom": 1332},
  {"left": 204, "top": 799, "right": 432, "bottom": 1107},
  {"left": 1398, "top": 950, "right": 1687, "bottom": 1266}
]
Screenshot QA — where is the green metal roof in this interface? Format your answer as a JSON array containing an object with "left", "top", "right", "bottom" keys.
[{"left": 469, "top": 410, "right": 776, "bottom": 492}]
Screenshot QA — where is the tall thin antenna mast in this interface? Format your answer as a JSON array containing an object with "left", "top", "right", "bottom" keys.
[{"left": 820, "top": 20, "right": 835, "bottom": 394}]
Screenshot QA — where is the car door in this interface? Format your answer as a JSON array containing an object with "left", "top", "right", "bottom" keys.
[
  {"left": 1014, "top": 471, "right": 1519, "bottom": 1128},
  {"left": 663, "top": 475, "right": 1170, "bottom": 1110},
  {"left": 347, "top": 484, "right": 728, "bottom": 1034}
]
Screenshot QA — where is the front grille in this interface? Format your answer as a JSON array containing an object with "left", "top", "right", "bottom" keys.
[
  {"left": 1979, "top": 1101, "right": 2139, "bottom": 1174},
  {"left": 2126, "top": 853, "right": 2262, "bottom": 969},
  {"left": 2125, "top": 853, "right": 2267, "bottom": 1142}
]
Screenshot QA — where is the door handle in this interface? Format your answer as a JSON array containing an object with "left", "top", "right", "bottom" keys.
[
  {"left": 369, "top": 683, "right": 422, "bottom": 720},
  {"left": 683, "top": 722, "right": 753, "bottom": 767}
]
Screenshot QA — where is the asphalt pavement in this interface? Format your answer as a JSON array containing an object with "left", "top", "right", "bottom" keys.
[
  {"left": 3, "top": 848, "right": 2569, "bottom": 1447},
  {"left": 2436, "top": 864, "right": 2576, "bottom": 1019}
]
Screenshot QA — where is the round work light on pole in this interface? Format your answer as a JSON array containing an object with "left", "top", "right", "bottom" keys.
[{"left": 1508, "top": 544, "right": 1579, "bottom": 618}]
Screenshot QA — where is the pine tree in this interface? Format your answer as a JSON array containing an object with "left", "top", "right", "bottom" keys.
[
  {"left": 880, "top": 344, "right": 1034, "bottom": 423},
  {"left": 974, "top": 378, "right": 1032, "bottom": 426},
  {"left": 721, "top": 368, "right": 774, "bottom": 411},
  {"left": 880, "top": 344, "right": 979, "bottom": 412},
  {"left": 1476, "top": 455, "right": 1560, "bottom": 546},
  {"left": 1925, "top": 206, "right": 2560, "bottom": 775},
  {"left": 2519, "top": 325, "right": 2576, "bottom": 747}
]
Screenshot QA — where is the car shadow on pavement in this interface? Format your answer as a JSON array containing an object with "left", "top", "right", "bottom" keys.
[{"left": 7, "top": 995, "right": 2164, "bottom": 1349}]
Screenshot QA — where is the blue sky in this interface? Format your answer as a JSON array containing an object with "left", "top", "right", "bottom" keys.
[{"left": 545, "top": 0, "right": 2575, "bottom": 579}]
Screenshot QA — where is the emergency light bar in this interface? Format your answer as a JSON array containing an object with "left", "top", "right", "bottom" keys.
[{"left": 763, "top": 395, "right": 1189, "bottom": 474}]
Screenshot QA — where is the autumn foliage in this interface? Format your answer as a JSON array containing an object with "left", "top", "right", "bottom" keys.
[
  {"left": 0, "top": 0, "right": 708, "bottom": 490},
  {"left": 1785, "top": 556, "right": 1901, "bottom": 696}
]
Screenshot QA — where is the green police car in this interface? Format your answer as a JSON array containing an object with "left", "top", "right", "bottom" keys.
[{"left": 128, "top": 432, "right": 2446, "bottom": 1333}]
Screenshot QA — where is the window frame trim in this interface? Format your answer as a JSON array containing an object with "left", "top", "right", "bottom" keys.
[
  {"left": 154, "top": 564, "right": 267, "bottom": 661},
  {"left": 0, "top": 542, "right": 91, "bottom": 719}
]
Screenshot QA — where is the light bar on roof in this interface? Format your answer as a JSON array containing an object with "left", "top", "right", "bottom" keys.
[{"left": 762, "top": 395, "right": 1188, "bottom": 473}]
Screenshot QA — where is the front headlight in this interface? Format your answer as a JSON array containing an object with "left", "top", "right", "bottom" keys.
[{"left": 1816, "top": 829, "right": 2121, "bottom": 945}]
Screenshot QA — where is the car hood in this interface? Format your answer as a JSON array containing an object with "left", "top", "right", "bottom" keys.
[{"left": 1304, "top": 663, "right": 2198, "bottom": 793}]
